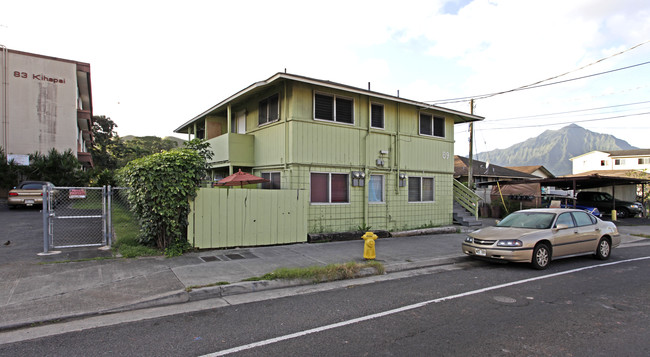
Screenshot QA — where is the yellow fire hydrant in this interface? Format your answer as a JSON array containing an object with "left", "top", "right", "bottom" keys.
[{"left": 362, "top": 231, "right": 378, "bottom": 260}]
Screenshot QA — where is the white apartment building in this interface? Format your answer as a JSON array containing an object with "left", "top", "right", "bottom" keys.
[
  {"left": 571, "top": 150, "right": 650, "bottom": 175},
  {"left": 1, "top": 47, "right": 93, "bottom": 167}
]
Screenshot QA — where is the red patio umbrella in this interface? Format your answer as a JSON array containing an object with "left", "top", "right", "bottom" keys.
[{"left": 216, "top": 169, "right": 269, "bottom": 188}]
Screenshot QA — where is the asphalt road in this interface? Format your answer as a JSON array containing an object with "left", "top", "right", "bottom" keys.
[{"left": 2, "top": 244, "right": 649, "bottom": 356}]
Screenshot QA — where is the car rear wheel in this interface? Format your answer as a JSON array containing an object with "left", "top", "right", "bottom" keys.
[
  {"left": 595, "top": 237, "right": 611, "bottom": 260},
  {"left": 531, "top": 243, "right": 551, "bottom": 270},
  {"left": 616, "top": 208, "right": 629, "bottom": 219}
]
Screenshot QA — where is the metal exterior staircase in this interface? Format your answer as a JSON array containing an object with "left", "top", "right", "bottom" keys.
[{"left": 453, "top": 179, "right": 482, "bottom": 227}]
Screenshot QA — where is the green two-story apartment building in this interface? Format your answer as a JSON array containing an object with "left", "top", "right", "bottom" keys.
[{"left": 175, "top": 73, "right": 483, "bottom": 234}]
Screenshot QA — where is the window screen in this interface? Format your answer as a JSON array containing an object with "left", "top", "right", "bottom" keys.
[
  {"left": 433, "top": 117, "right": 445, "bottom": 137},
  {"left": 419, "top": 113, "right": 432, "bottom": 136},
  {"left": 371, "top": 103, "right": 384, "bottom": 129},
  {"left": 315, "top": 94, "right": 334, "bottom": 121}
]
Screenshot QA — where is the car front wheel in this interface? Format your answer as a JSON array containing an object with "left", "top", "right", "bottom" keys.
[
  {"left": 595, "top": 237, "right": 611, "bottom": 260},
  {"left": 532, "top": 243, "right": 551, "bottom": 270}
]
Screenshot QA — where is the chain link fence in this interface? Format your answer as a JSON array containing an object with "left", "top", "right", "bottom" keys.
[
  {"left": 48, "top": 187, "right": 106, "bottom": 248},
  {"left": 43, "top": 186, "right": 139, "bottom": 251}
]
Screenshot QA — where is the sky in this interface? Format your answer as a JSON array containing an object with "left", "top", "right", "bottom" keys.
[{"left": 2, "top": 0, "right": 649, "bottom": 157}]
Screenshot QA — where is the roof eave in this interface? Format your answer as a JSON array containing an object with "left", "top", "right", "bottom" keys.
[{"left": 174, "top": 73, "right": 483, "bottom": 133}]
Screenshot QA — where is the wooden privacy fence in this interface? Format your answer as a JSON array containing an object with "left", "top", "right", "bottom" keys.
[{"left": 188, "top": 188, "right": 308, "bottom": 249}]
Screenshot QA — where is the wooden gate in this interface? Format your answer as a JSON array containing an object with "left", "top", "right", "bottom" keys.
[{"left": 188, "top": 188, "right": 308, "bottom": 249}]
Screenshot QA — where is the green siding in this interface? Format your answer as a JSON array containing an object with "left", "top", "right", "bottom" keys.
[{"left": 195, "top": 78, "right": 461, "bottom": 240}]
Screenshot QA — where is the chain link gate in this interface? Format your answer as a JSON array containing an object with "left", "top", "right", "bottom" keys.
[{"left": 42, "top": 186, "right": 133, "bottom": 252}]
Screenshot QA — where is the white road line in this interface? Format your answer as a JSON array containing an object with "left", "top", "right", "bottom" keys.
[{"left": 202, "top": 256, "right": 650, "bottom": 356}]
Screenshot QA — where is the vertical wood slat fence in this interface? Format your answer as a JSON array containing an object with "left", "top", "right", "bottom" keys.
[{"left": 188, "top": 188, "right": 308, "bottom": 249}]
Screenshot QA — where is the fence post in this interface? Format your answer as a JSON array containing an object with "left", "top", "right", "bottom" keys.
[
  {"left": 42, "top": 186, "right": 49, "bottom": 253},
  {"left": 107, "top": 185, "right": 113, "bottom": 246}
]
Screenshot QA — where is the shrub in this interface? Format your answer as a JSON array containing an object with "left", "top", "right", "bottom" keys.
[{"left": 118, "top": 149, "right": 205, "bottom": 253}]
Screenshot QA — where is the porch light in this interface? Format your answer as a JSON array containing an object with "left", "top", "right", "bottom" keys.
[{"left": 399, "top": 173, "right": 407, "bottom": 187}]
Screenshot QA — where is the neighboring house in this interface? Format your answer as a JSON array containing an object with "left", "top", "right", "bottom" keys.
[
  {"left": 454, "top": 155, "right": 539, "bottom": 203},
  {"left": 454, "top": 156, "right": 539, "bottom": 184},
  {"left": 175, "top": 73, "right": 483, "bottom": 233},
  {"left": 507, "top": 165, "right": 555, "bottom": 179},
  {"left": 0, "top": 47, "right": 94, "bottom": 169},
  {"left": 571, "top": 149, "right": 650, "bottom": 175},
  {"left": 569, "top": 150, "right": 650, "bottom": 202}
]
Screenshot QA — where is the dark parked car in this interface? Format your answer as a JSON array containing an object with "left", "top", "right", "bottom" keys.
[{"left": 576, "top": 191, "right": 642, "bottom": 219}]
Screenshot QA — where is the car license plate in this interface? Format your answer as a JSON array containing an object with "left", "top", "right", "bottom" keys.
[
  {"left": 475, "top": 248, "right": 487, "bottom": 256},
  {"left": 25, "top": 199, "right": 35, "bottom": 204}
]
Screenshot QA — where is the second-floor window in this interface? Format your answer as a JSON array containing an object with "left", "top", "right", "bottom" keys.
[
  {"left": 314, "top": 93, "right": 354, "bottom": 124},
  {"left": 419, "top": 113, "right": 445, "bottom": 137},
  {"left": 259, "top": 94, "right": 280, "bottom": 126},
  {"left": 371, "top": 103, "right": 384, "bottom": 129}
]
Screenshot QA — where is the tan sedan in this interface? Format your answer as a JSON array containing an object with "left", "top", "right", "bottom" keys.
[
  {"left": 7, "top": 181, "right": 56, "bottom": 209},
  {"left": 462, "top": 208, "right": 620, "bottom": 269}
]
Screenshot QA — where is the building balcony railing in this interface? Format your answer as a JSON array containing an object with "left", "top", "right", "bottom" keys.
[
  {"left": 205, "top": 133, "right": 255, "bottom": 167},
  {"left": 77, "top": 151, "right": 94, "bottom": 168}
]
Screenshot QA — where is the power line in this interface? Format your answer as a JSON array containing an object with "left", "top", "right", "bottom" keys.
[
  {"left": 478, "top": 111, "right": 650, "bottom": 131},
  {"left": 427, "top": 39, "right": 650, "bottom": 105},
  {"left": 487, "top": 100, "right": 650, "bottom": 122},
  {"left": 431, "top": 60, "right": 650, "bottom": 105}
]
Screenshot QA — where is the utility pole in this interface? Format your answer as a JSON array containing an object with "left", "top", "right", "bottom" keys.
[{"left": 468, "top": 99, "right": 474, "bottom": 189}]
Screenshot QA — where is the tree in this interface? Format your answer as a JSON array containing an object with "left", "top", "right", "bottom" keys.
[
  {"left": 0, "top": 147, "right": 21, "bottom": 191},
  {"left": 120, "top": 136, "right": 179, "bottom": 166},
  {"left": 90, "top": 115, "right": 125, "bottom": 171},
  {"left": 26, "top": 149, "right": 87, "bottom": 186},
  {"left": 184, "top": 138, "right": 214, "bottom": 167},
  {"left": 118, "top": 148, "right": 205, "bottom": 254}
]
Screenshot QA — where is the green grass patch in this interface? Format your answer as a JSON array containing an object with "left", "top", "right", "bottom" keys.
[
  {"left": 111, "top": 205, "right": 161, "bottom": 258},
  {"left": 242, "top": 261, "right": 385, "bottom": 283},
  {"left": 185, "top": 282, "right": 230, "bottom": 292},
  {"left": 632, "top": 233, "right": 650, "bottom": 239}
]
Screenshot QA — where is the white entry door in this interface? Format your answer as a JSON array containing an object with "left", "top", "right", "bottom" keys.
[{"left": 232, "top": 110, "right": 246, "bottom": 134}]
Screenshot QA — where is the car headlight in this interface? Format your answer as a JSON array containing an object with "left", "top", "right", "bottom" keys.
[
  {"left": 497, "top": 239, "right": 523, "bottom": 247},
  {"left": 464, "top": 236, "right": 474, "bottom": 243}
]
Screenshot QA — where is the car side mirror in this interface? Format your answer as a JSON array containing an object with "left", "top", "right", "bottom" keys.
[{"left": 553, "top": 224, "right": 569, "bottom": 231}]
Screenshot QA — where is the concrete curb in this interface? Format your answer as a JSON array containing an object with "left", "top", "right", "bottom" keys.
[
  {"left": 391, "top": 226, "right": 459, "bottom": 237},
  {"left": 0, "top": 255, "right": 467, "bottom": 332}
]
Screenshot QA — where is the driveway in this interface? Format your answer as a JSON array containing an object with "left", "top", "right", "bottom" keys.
[{"left": 0, "top": 201, "right": 112, "bottom": 264}]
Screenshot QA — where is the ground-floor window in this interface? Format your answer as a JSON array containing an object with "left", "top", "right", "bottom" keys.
[
  {"left": 368, "top": 174, "right": 384, "bottom": 203},
  {"left": 261, "top": 172, "right": 281, "bottom": 189},
  {"left": 311, "top": 172, "right": 349, "bottom": 203},
  {"left": 408, "top": 176, "right": 434, "bottom": 202}
]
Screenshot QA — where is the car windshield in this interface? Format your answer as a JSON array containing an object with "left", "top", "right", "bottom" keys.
[
  {"left": 20, "top": 183, "right": 46, "bottom": 190},
  {"left": 497, "top": 212, "right": 556, "bottom": 229}
]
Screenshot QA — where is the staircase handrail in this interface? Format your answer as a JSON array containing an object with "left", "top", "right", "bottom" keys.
[{"left": 453, "top": 179, "right": 482, "bottom": 219}]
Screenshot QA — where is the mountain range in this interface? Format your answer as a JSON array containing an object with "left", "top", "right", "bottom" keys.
[{"left": 475, "top": 124, "right": 638, "bottom": 176}]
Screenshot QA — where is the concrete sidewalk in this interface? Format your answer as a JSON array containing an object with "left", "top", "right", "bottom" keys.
[{"left": 1, "top": 221, "right": 648, "bottom": 332}]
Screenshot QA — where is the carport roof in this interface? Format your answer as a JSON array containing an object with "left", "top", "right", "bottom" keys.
[{"left": 477, "top": 171, "right": 650, "bottom": 190}]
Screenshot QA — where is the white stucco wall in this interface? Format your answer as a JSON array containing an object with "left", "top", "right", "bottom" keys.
[
  {"left": 571, "top": 151, "right": 611, "bottom": 174},
  {"left": 2, "top": 51, "right": 78, "bottom": 157}
]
